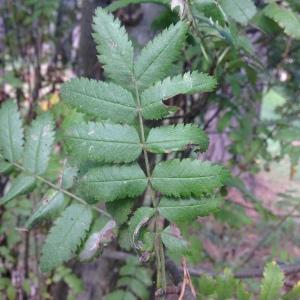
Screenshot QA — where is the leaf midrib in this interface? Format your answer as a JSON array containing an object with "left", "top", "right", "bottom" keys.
[
  {"left": 66, "top": 135, "right": 140, "bottom": 145},
  {"left": 33, "top": 123, "right": 44, "bottom": 174},
  {"left": 159, "top": 203, "right": 211, "bottom": 209},
  {"left": 71, "top": 90, "right": 136, "bottom": 109},
  {"left": 147, "top": 138, "right": 199, "bottom": 144},
  {"left": 7, "top": 110, "right": 14, "bottom": 161},
  {"left": 153, "top": 175, "right": 217, "bottom": 180},
  {"left": 83, "top": 178, "right": 146, "bottom": 183}
]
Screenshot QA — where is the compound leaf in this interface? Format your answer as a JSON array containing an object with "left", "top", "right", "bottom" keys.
[
  {"left": 23, "top": 113, "right": 54, "bottom": 175},
  {"left": 152, "top": 159, "right": 227, "bottom": 197},
  {"left": 61, "top": 78, "right": 137, "bottom": 124},
  {"left": 65, "top": 122, "right": 141, "bottom": 163},
  {"left": 0, "top": 101, "right": 24, "bottom": 162},
  {"left": 40, "top": 203, "right": 93, "bottom": 272},
  {"left": 78, "top": 164, "right": 147, "bottom": 203},
  {"left": 146, "top": 124, "right": 209, "bottom": 154}
]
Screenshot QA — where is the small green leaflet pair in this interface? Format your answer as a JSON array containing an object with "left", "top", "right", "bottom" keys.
[{"left": 76, "top": 159, "right": 225, "bottom": 203}]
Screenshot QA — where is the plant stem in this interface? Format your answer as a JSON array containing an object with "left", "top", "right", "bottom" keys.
[
  {"left": 134, "top": 81, "right": 167, "bottom": 296},
  {"left": 186, "top": 3, "right": 210, "bottom": 63},
  {"left": 2, "top": 158, "right": 112, "bottom": 219}
]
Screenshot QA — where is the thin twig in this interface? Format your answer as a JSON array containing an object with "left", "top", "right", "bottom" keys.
[
  {"left": 103, "top": 249, "right": 300, "bottom": 280},
  {"left": 1, "top": 157, "right": 112, "bottom": 219}
]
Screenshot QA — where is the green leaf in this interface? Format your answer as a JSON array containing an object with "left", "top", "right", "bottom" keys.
[
  {"left": 146, "top": 124, "right": 209, "bottom": 154},
  {"left": 25, "top": 191, "right": 65, "bottom": 230},
  {"left": 220, "top": 0, "right": 256, "bottom": 25},
  {"left": 63, "top": 272, "right": 84, "bottom": 294},
  {"left": 259, "top": 262, "right": 284, "bottom": 300},
  {"left": 193, "top": 0, "right": 225, "bottom": 23},
  {"left": 106, "top": 255, "right": 151, "bottom": 300},
  {"left": 61, "top": 164, "right": 78, "bottom": 189},
  {"left": 141, "top": 72, "right": 217, "bottom": 119},
  {"left": 0, "top": 175, "right": 36, "bottom": 205},
  {"left": 252, "top": 10, "right": 280, "bottom": 35},
  {"left": 198, "top": 275, "right": 216, "bottom": 296},
  {"left": 0, "top": 101, "right": 24, "bottom": 162},
  {"left": 61, "top": 78, "right": 137, "bottom": 124},
  {"left": 216, "top": 269, "right": 236, "bottom": 300},
  {"left": 92, "top": 8, "right": 134, "bottom": 88},
  {"left": 65, "top": 122, "right": 141, "bottom": 163},
  {"left": 119, "top": 259, "right": 152, "bottom": 286},
  {"left": 261, "top": 88, "right": 286, "bottom": 121},
  {"left": 152, "top": 159, "right": 226, "bottom": 197},
  {"left": 134, "top": 21, "right": 187, "bottom": 91},
  {"left": 161, "top": 225, "right": 189, "bottom": 255},
  {"left": 78, "top": 164, "right": 147, "bottom": 203},
  {"left": 79, "top": 219, "right": 117, "bottom": 261},
  {"left": 237, "top": 283, "right": 251, "bottom": 300},
  {"left": 283, "top": 282, "right": 300, "bottom": 300},
  {"left": 105, "top": 290, "right": 136, "bottom": 300},
  {"left": 0, "top": 160, "right": 13, "bottom": 174},
  {"left": 158, "top": 197, "right": 222, "bottom": 223},
  {"left": 106, "top": 0, "right": 169, "bottom": 12},
  {"left": 40, "top": 203, "right": 93, "bottom": 272},
  {"left": 263, "top": 3, "right": 300, "bottom": 40},
  {"left": 23, "top": 113, "right": 54, "bottom": 175},
  {"left": 128, "top": 207, "right": 155, "bottom": 249},
  {"left": 117, "top": 277, "right": 149, "bottom": 299},
  {"left": 106, "top": 198, "right": 134, "bottom": 225}
]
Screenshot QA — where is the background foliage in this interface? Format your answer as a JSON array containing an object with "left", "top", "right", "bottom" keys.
[{"left": 1, "top": 0, "right": 300, "bottom": 299}]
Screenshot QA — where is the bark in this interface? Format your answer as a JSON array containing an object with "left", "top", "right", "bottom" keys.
[{"left": 76, "top": 0, "right": 110, "bottom": 78}]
